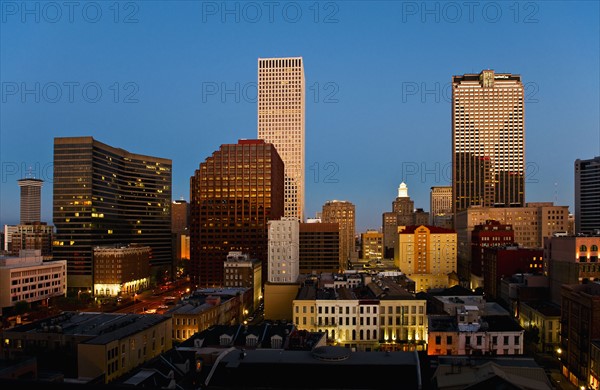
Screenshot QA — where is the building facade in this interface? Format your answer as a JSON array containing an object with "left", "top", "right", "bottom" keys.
[
  {"left": 361, "top": 230, "right": 384, "bottom": 260},
  {"left": 299, "top": 222, "right": 340, "bottom": 274},
  {"left": 560, "top": 283, "right": 600, "bottom": 389},
  {"left": 18, "top": 178, "right": 43, "bottom": 224},
  {"left": 455, "top": 202, "right": 569, "bottom": 284},
  {"left": 482, "top": 246, "right": 543, "bottom": 299},
  {"left": 430, "top": 186, "right": 453, "bottom": 228},
  {"left": 189, "top": 139, "right": 284, "bottom": 288},
  {"left": 575, "top": 156, "right": 600, "bottom": 235},
  {"left": 470, "top": 220, "right": 514, "bottom": 281},
  {"left": 322, "top": 200, "right": 355, "bottom": 270},
  {"left": 268, "top": 217, "right": 300, "bottom": 283},
  {"left": 382, "top": 183, "right": 429, "bottom": 258},
  {"left": 452, "top": 70, "right": 525, "bottom": 221},
  {"left": 0, "top": 250, "right": 66, "bottom": 314},
  {"left": 544, "top": 235, "right": 600, "bottom": 304},
  {"left": 9, "top": 222, "right": 54, "bottom": 258},
  {"left": 92, "top": 244, "right": 151, "bottom": 297},
  {"left": 258, "top": 57, "right": 305, "bottom": 221},
  {"left": 395, "top": 225, "right": 458, "bottom": 292},
  {"left": 224, "top": 251, "right": 262, "bottom": 306},
  {"left": 53, "top": 136, "right": 172, "bottom": 292}
]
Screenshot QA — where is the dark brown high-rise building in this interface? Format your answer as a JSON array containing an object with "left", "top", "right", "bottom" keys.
[
  {"left": 171, "top": 199, "right": 189, "bottom": 234},
  {"left": 190, "top": 139, "right": 284, "bottom": 288},
  {"left": 322, "top": 200, "right": 355, "bottom": 270},
  {"left": 299, "top": 222, "right": 340, "bottom": 274},
  {"left": 452, "top": 70, "right": 525, "bottom": 223},
  {"left": 53, "top": 137, "right": 172, "bottom": 292}
]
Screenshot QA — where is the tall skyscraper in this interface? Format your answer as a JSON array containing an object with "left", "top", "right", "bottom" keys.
[
  {"left": 53, "top": 136, "right": 172, "bottom": 292},
  {"left": 190, "top": 139, "right": 284, "bottom": 288},
  {"left": 575, "top": 156, "right": 600, "bottom": 234},
  {"left": 322, "top": 200, "right": 355, "bottom": 270},
  {"left": 258, "top": 57, "right": 305, "bottom": 221},
  {"left": 452, "top": 70, "right": 525, "bottom": 222},
  {"left": 18, "top": 178, "right": 43, "bottom": 224}
]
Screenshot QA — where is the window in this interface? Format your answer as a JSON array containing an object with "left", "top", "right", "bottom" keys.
[
  {"left": 504, "top": 336, "right": 509, "bottom": 345},
  {"left": 592, "top": 245, "right": 598, "bottom": 252},
  {"left": 581, "top": 245, "right": 588, "bottom": 252},
  {"left": 514, "top": 335, "right": 520, "bottom": 344},
  {"left": 436, "top": 336, "right": 441, "bottom": 345},
  {"left": 476, "top": 336, "right": 482, "bottom": 345},
  {"left": 446, "top": 336, "right": 452, "bottom": 344}
]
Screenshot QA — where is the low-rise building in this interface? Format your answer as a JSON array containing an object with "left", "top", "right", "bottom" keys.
[
  {"left": 518, "top": 300, "right": 561, "bottom": 353},
  {"left": 0, "top": 249, "right": 66, "bottom": 314},
  {"left": 0, "top": 312, "right": 172, "bottom": 383},
  {"left": 93, "top": 244, "right": 151, "bottom": 297}
]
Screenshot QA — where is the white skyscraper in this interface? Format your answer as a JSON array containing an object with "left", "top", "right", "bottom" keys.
[
  {"left": 258, "top": 57, "right": 305, "bottom": 221},
  {"left": 268, "top": 217, "right": 300, "bottom": 283}
]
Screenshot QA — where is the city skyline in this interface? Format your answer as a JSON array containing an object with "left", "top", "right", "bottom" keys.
[{"left": 1, "top": 2, "right": 599, "bottom": 233}]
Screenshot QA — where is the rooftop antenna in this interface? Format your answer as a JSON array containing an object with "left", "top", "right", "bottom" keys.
[
  {"left": 26, "top": 165, "right": 34, "bottom": 179},
  {"left": 554, "top": 182, "right": 558, "bottom": 204}
]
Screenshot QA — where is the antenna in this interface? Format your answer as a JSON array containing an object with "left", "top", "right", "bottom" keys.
[
  {"left": 26, "top": 166, "right": 34, "bottom": 179},
  {"left": 554, "top": 182, "right": 558, "bottom": 204}
]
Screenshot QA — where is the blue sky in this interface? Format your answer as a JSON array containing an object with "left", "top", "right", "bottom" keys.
[{"left": 1, "top": 0, "right": 599, "bottom": 233}]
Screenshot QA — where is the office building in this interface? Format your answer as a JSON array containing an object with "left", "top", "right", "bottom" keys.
[
  {"left": 224, "top": 251, "right": 262, "bottom": 306},
  {"left": 268, "top": 217, "right": 300, "bottom": 283},
  {"left": 430, "top": 186, "right": 453, "bottom": 228},
  {"left": 470, "top": 220, "right": 514, "bottom": 284},
  {"left": 53, "top": 137, "right": 172, "bottom": 292},
  {"left": 452, "top": 70, "right": 525, "bottom": 221},
  {"left": 258, "top": 57, "right": 305, "bottom": 221},
  {"left": 299, "top": 222, "right": 340, "bottom": 274},
  {"left": 0, "top": 249, "right": 66, "bottom": 315},
  {"left": 322, "top": 200, "right": 355, "bottom": 270},
  {"left": 18, "top": 178, "right": 43, "bottom": 224},
  {"left": 190, "top": 139, "right": 284, "bottom": 287},
  {"left": 9, "top": 222, "right": 54, "bottom": 258},
  {"left": 575, "top": 156, "right": 600, "bottom": 234}
]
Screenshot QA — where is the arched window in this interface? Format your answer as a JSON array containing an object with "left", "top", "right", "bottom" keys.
[
  {"left": 592, "top": 245, "right": 598, "bottom": 252},
  {"left": 580, "top": 245, "right": 588, "bottom": 252}
]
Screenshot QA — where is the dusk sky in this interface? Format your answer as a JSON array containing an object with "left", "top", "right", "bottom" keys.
[{"left": 1, "top": 1, "right": 599, "bottom": 233}]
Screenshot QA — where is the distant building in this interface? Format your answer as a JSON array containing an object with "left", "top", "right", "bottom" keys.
[
  {"left": 544, "top": 235, "right": 600, "bottom": 305},
  {"left": 322, "top": 200, "right": 356, "bottom": 270},
  {"left": 382, "top": 182, "right": 429, "bottom": 258},
  {"left": 470, "top": 220, "right": 514, "bottom": 284},
  {"left": 455, "top": 202, "right": 570, "bottom": 284},
  {"left": 482, "top": 246, "right": 543, "bottom": 299},
  {"left": 17, "top": 178, "right": 43, "bottom": 224},
  {"left": 268, "top": 218, "right": 300, "bottom": 284},
  {"left": 53, "top": 136, "right": 172, "bottom": 293},
  {"left": 395, "top": 225, "right": 457, "bottom": 292},
  {"left": 452, "top": 70, "right": 526, "bottom": 222},
  {"left": 258, "top": 56, "right": 305, "bottom": 221},
  {"left": 430, "top": 186, "right": 453, "bottom": 228},
  {"left": 0, "top": 250, "right": 66, "bottom": 314},
  {"left": 575, "top": 156, "right": 600, "bottom": 235},
  {"left": 92, "top": 244, "right": 151, "bottom": 297},
  {"left": 224, "top": 251, "right": 262, "bottom": 307},
  {"left": 360, "top": 230, "right": 383, "bottom": 260},
  {"left": 299, "top": 222, "right": 340, "bottom": 274},
  {"left": 190, "top": 139, "right": 284, "bottom": 288},
  {"left": 9, "top": 222, "right": 53, "bottom": 259}
]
